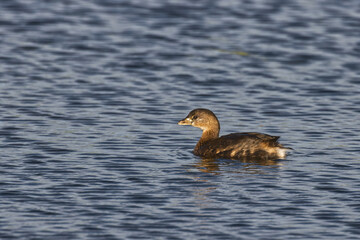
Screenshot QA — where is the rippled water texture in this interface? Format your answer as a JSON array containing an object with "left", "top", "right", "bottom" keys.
[{"left": 1, "top": 0, "right": 360, "bottom": 239}]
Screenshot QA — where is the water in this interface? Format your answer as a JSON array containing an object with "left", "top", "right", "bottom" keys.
[{"left": 1, "top": 0, "right": 360, "bottom": 239}]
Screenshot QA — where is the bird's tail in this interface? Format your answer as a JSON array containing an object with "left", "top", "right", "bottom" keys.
[{"left": 276, "top": 147, "right": 293, "bottom": 158}]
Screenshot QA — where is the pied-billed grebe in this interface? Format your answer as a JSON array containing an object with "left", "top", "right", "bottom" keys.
[{"left": 178, "top": 108, "right": 291, "bottom": 159}]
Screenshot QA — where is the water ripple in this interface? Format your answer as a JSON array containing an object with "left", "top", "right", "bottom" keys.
[{"left": 0, "top": 0, "right": 360, "bottom": 239}]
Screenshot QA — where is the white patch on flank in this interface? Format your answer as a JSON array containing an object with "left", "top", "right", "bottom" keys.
[{"left": 276, "top": 148, "right": 287, "bottom": 159}]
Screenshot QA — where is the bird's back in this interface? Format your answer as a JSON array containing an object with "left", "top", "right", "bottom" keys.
[{"left": 194, "top": 132, "right": 287, "bottom": 159}]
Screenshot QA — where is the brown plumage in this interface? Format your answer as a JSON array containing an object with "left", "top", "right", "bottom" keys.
[{"left": 178, "top": 108, "right": 291, "bottom": 160}]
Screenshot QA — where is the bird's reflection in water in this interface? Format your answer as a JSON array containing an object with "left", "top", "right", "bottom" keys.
[
  {"left": 188, "top": 157, "right": 284, "bottom": 208},
  {"left": 194, "top": 157, "right": 283, "bottom": 175}
]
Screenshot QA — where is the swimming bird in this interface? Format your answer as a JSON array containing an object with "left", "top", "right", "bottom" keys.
[{"left": 178, "top": 108, "right": 291, "bottom": 160}]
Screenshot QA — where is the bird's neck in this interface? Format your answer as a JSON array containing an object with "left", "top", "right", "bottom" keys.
[
  {"left": 195, "top": 129, "right": 219, "bottom": 152},
  {"left": 201, "top": 129, "right": 219, "bottom": 141}
]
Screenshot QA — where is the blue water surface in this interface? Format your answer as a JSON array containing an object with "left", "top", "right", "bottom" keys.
[{"left": 1, "top": 0, "right": 360, "bottom": 239}]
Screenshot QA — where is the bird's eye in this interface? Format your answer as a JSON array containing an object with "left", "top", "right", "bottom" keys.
[{"left": 192, "top": 116, "right": 198, "bottom": 120}]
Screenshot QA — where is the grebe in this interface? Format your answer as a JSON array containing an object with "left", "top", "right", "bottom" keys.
[{"left": 178, "top": 108, "right": 291, "bottom": 159}]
